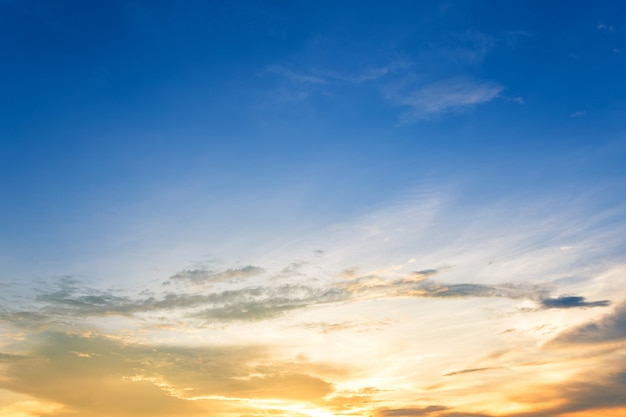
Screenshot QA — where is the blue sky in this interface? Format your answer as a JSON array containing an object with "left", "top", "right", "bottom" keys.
[{"left": 1, "top": 2, "right": 626, "bottom": 417}]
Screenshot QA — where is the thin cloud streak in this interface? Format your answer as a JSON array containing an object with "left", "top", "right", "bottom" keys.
[{"left": 387, "top": 78, "right": 503, "bottom": 122}]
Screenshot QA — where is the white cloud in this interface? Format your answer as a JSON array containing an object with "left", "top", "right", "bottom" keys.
[
  {"left": 596, "top": 23, "right": 615, "bottom": 32},
  {"left": 265, "top": 61, "right": 411, "bottom": 86},
  {"left": 389, "top": 78, "right": 503, "bottom": 121}
]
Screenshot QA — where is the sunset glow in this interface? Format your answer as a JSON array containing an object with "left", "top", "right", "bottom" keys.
[{"left": 1, "top": 1, "right": 626, "bottom": 417}]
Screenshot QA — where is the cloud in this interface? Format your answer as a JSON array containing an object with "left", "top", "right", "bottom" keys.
[
  {"left": 0, "top": 310, "right": 55, "bottom": 330},
  {"left": 336, "top": 271, "right": 551, "bottom": 302},
  {"left": 1, "top": 267, "right": 610, "bottom": 330},
  {"left": 570, "top": 111, "right": 586, "bottom": 118},
  {"left": 0, "top": 333, "right": 210, "bottom": 416},
  {"left": 540, "top": 295, "right": 610, "bottom": 309},
  {"left": 389, "top": 78, "right": 503, "bottom": 121},
  {"left": 377, "top": 406, "right": 449, "bottom": 417},
  {"left": 0, "top": 331, "right": 335, "bottom": 416},
  {"left": 302, "top": 318, "right": 393, "bottom": 333},
  {"left": 375, "top": 367, "right": 626, "bottom": 417},
  {"left": 443, "top": 367, "right": 503, "bottom": 377},
  {"left": 376, "top": 406, "right": 494, "bottom": 417},
  {"left": 597, "top": 23, "right": 615, "bottom": 32},
  {"left": 1, "top": 279, "right": 351, "bottom": 327},
  {"left": 167, "top": 265, "right": 264, "bottom": 285},
  {"left": 550, "top": 301, "right": 626, "bottom": 345},
  {"left": 189, "top": 284, "right": 348, "bottom": 322},
  {"left": 265, "top": 65, "right": 329, "bottom": 84},
  {"left": 507, "top": 366, "right": 626, "bottom": 417},
  {"left": 265, "top": 62, "right": 406, "bottom": 86},
  {"left": 0, "top": 352, "right": 25, "bottom": 362}
]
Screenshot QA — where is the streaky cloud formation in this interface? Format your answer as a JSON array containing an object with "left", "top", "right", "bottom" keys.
[
  {"left": 166, "top": 265, "right": 264, "bottom": 285},
  {"left": 1, "top": 265, "right": 611, "bottom": 331}
]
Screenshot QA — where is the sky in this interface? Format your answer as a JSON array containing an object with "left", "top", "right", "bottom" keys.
[{"left": 1, "top": 1, "right": 626, "bottom": 416}]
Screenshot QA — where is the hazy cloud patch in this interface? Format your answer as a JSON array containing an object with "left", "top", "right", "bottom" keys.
[
  {"left": 597, "top": 22, "right": 615, "bottom": 32},
  {"left": 167, "top": 265, "right": 264, "bottom": 285},
  {"left": 550, "top": 301, "right": 626, "bottom": 345},
  {"left": 0, "top": 331, "right": 337, "bottom": 416},
  {"left": 509, "top": 366, "right": 626, "bottom": 417}
]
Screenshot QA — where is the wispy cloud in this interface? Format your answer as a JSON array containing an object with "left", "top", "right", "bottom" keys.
[
  {"left": 265, "top": 62, "right": 406, "bottom": 85},
  {"left": 265, "top": 64, "right": 329, "bottom": 84},
  {"left": 302, "top": 318, "right": 393, "bottom": 333},
  {"left": 377, "top": 406, "right": 450, "bottom": 417},
  {"left": 166, "top": 265, "right": 264, "bottom": 285},
  {"left": 597, "top": 22, "right": 615, "bottom": 32},
  {"left": 388, "top": 78, "right": 503, "bottom": 122},
  {"left": 443, "top": 366, "right": 504, "bottom": 377}
]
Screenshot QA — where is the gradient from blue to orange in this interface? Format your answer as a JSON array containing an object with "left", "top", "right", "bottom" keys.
[{"left": 1, "top": 1, "right": 625, "bottom": 417}]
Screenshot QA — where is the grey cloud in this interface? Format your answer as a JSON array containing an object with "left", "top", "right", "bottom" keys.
[
  {"left": 342, "top": 272, "right": 610, "bottom": 312},
  {"left": 1, "top": 279, "right": 351, "bottom": 327},
  {"left": 378, "top": 407, "right": 494, "bottom": 417},
  {"left": 341, "top": 273, "right": 551, "bottom": 302},
  {"left": 167, "top": 265, "right": 264, "bottom": 285},
  {"left": 416, "top": 282, "right": 534, "bottom": 299},
  {"left": 550, "top": 301, "right": 626, "bottom": 345},
  {"left": 540, "top": 296, "right": 610, "bottom": 309},
  {"left": 413, "top": 269, "right": 439, "bottom": 278},
  {"left": 36, "top": 291, "right": 128, "bottom": 308},
  {"left": 377, "top": 406, "right": 449, "bottom": 417},
  {"left": 1, "top": 267, "right": 609, "bottom": 329},
  {"left": 444, "top": 367, "right": 503, "bottom": 377},
  {"left": 0, "top": 352, "right": 25, "bottom": 362},
  {"left": 191, "top": 284, "right": 349, "bottom": 322},
  {"left": 441, "top": 414, "right": 493, "bottom": 417},
  {"left": 0, "top": 310, "right": 54, "bottom": 329}
]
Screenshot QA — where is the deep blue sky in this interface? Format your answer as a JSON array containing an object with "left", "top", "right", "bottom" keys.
[{"left": 1, "top": 0, "right": 625, "bottom": 279}]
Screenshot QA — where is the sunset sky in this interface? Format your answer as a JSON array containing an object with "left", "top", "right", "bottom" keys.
[{"left": 1, "top": 1, "right": 626, "bottom": 416}]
